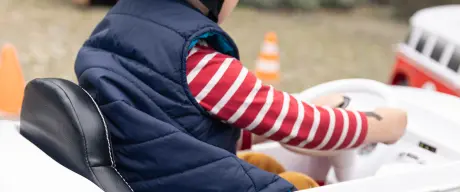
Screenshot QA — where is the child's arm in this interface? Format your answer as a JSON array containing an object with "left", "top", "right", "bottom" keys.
[
  {"left": 187, "top": 45, "right": 370, "bottom": 151},
  {"left": 236, "top": 94, "right": 348, "bottom": 149}
]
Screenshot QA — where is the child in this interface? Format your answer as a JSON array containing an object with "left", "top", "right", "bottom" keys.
[{"left": 75, "top": 0, "right": 407, "bottom": 191}]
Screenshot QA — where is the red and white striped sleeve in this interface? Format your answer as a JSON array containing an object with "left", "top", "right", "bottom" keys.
[{"left": 186, "top": 44, "right": 368, "bottom": 151}]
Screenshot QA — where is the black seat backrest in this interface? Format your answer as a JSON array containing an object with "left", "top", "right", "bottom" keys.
[{"left": 19, "top": 78, "right": 132, "bottom": 192}]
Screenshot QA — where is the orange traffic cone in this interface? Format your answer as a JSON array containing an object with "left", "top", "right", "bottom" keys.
[
  {"left": 0, "top": 44, "right": 25, "bottom": 116},
  {"left": 255, "top": 32, "right": 280, "bottom": 85}
]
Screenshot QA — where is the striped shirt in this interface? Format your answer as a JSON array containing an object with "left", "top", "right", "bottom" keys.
[{"left": 186, "top": 43, "right": 368, "bottom": 150}]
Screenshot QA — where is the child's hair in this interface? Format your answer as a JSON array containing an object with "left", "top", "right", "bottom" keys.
[{"left": 186, "top": 0, "right": 210, "bottom": 15}]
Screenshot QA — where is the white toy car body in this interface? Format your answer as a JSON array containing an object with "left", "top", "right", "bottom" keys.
[{"left": 2, "top": 78, "right": 460, "bottom": 192}]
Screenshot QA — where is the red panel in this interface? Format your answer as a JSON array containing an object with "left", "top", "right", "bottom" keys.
[{"left": 389, "top": 53, "right": 460, "bottom": 97}]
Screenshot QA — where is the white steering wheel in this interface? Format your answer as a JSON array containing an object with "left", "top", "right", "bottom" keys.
[{"left": 284, "top": 79, "right": 398, "bottom": 181}]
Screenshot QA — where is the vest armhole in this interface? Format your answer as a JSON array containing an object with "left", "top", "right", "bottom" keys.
[{"left": 180, "top": 29, "right": 239, "bottom": 117}]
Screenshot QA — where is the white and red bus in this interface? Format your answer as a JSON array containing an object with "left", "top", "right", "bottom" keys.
[{"left": 389, "top": 5, "right": 460, "bottom": 96}]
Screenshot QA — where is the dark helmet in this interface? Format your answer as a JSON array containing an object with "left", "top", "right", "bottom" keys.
[{"left": 199, "top": 0, "right": 224, "bottom": 22}]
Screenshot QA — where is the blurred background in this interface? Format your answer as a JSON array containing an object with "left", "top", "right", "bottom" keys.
[{"left": 0, "top": 0, "right": 457, "bottom": 93}]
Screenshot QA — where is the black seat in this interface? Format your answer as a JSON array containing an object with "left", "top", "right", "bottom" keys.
[{"left": 19, "top": 78, "right": 132, "bottom": 192}]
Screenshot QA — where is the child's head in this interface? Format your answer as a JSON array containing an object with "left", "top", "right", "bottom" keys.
[{"left": 186, "top": 0, "right": 239, "bottom": 24}]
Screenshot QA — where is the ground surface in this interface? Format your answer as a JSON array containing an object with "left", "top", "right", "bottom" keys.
[{"left": 0, "top": 0, "right": 409, "bottom": 93}]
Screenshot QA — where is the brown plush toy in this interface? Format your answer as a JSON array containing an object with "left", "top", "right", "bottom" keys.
[{"left": 237, "top": 152, "right": 320, "bottom": 190}]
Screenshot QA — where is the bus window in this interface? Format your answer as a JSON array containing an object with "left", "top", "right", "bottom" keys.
[
  {"left": 447, "top": 47, "right": 460, "bottom": 72},
  {"left": 404, "top": 30, "right": 411, "bottom": 44},
  {"left": 415, "top": 33, "right": 428, "bottom": 53},
  {"left": 430, "top": 38, "right": 445, "bottom": 62}
]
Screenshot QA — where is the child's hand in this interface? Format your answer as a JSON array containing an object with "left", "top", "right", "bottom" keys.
[
  {"left": 364, "top": 107, "right": 408, "bottom": 145},
  {"left": 236, "top": 133, "right": 270, "bottom": 150},
  {"left": 252, "top": 134, "right": 269, "bottom": 145}
]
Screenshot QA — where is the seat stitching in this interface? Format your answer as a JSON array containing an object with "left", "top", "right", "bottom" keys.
[
  {"left": 81, "top": 87, "right": 134, "bottom": 192},
  {"left": 46, "top": 80, "right": 103, "bottom": 188}
]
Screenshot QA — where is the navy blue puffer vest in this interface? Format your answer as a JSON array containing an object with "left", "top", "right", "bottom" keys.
[{"left": 75, "top": 0, "right": 295, "bottom": 191}]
